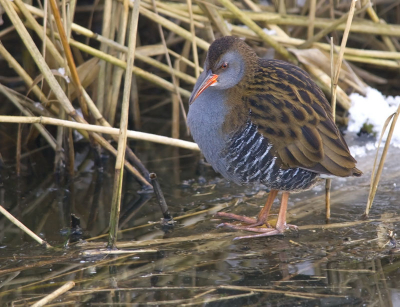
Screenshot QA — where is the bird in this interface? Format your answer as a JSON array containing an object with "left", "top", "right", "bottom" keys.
[{"left": 187, "top": 36, "right": 362, "bottom": 240}]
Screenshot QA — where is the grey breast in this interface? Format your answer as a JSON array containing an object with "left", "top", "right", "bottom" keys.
[
  {"left": 187, "top": 86, "right": 232, "bottom": 180},
  {"left": 188, "top": 88, "right": 319, "bottom": 191}
]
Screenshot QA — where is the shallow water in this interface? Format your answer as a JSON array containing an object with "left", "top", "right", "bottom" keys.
[{"left": 0, "top": 137, "right": 399, "bottom": 306}]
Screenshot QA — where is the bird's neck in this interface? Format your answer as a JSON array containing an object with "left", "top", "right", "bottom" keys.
[
  {"left": 221, "top": 86, "right": 249, "bottom": 138},
  {"left": 220, "top": 58, "right": 258, "bottom": 137}
]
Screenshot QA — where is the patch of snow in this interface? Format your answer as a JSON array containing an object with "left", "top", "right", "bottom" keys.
[
  {"left": 57, "top": 67, "right": 70, "bottom": 83},
  {"left": 349, "top": 143, "right": 377, "bottom": 158},
  {"left": 262, "top": 28, "right": 276, "bottom": 36},
  {"left": 348, "top": 87, "right": 400, "bottom": 147},
  {"left": 236, "top": 24, "right": 250, "bottom": 30}
]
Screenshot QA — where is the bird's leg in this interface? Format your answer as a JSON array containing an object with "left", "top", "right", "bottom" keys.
[
  {"left": 215, "top": 189, "right": 279, "bottom": 226},
  {"left": 252, "top": 189, "right": 279, "bottom": 227},
  {"left": 221, "top": 192, "right": 298, "bottom": 240},
  {"left": 275, "top": 192, "right": 297, "bottom": 232}
]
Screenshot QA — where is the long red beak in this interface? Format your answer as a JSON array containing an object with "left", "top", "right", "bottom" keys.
[{"left": 189, "top": 70, "right": 218, "bottom": 105}]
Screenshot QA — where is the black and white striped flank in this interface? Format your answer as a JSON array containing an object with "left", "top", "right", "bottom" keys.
[{"left": 223, "top": 122, "right": 319, "bottom": 191}]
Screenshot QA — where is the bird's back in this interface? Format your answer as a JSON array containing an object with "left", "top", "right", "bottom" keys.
[{"left": 245, "top": 59, "right": 362, "bottom": 178}]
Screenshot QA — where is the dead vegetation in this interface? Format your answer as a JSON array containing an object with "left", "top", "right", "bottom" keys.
[{"left": 1, "top": 0, "right": 400, "bottom": 304}]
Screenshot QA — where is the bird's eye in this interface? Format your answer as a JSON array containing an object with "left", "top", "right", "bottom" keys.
[{"left": 220, "top": 62, "right": 228, "bottom": 69}]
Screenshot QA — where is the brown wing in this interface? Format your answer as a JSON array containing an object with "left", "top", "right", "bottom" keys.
[{"left": 247, "top": 59, "right": 361, "bottom": 177}]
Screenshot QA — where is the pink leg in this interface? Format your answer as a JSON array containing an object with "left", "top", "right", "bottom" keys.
[
  {"left": 219, "top": 191, "right": 298, "bottom": 240},
  {"left": 215, "top": 189, "right": 279, "bottom": 227}
]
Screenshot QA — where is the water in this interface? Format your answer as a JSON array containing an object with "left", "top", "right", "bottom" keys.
[{"left": 0, "top": 138, "right": 399, "bottom": 306}]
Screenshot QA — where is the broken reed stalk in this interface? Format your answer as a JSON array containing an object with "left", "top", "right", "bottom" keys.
[
  {"left": 31, "top": 281, "right": 75, "bottom": 307},
  {"left": 325, "top": 0, "right": 357, "bottom": 221},
  {"left": 0, "top": 205, "right": 51, "bottom": 248},
  {"left": 108, "top": 0, "right": 141, "bottom": 249},
  {"left": 150, "top": 173, "right": 173, "bottom": 221}
]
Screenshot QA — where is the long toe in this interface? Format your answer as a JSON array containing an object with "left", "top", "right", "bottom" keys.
[
  {"left": 276, "top": 223, "right": 298, "bottom": 232},
  {"left": 218, "top": 222, "right": 285, "bottom": 240},
  {"left": 215, "top": 212, "right": 258, "bottom": 224},
  {"left": 287, "top": 224, "right": 298, "bottom": 231},
  {"left": 248, "top": 221, "right": 271, "bottom": 228}
]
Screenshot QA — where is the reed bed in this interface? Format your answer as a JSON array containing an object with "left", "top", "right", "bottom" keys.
[{"left": 0, "top": 0, "right": 399, "bottom": 255}]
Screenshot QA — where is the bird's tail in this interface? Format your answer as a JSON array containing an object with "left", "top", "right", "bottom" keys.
[{"left": 352, "top": 167, "right": 363, "bottom": 177}]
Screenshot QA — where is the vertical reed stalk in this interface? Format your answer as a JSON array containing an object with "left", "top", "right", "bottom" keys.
[
  {"left": 365, "top": 112, "right": 398, "bottom": 216},
  {"left": 108, "top": 0, "right": 141, "bottom": 249},
  {"left": 325, "top": 0, "right": 357, "bottom": 221},
  {"left": 308, "top": 0, "right": 316, "bottom": 39},
  {"left": 109, "top": 1, "right": 129, "bottom": 126},
  {"left": 66, "top": 124, "right": 75, "bottom": 177},
  {"left": 16, "top": 123, "right": 22, "bottom": 177},
  {"left": 55, "top": 107, "right": 65, "bottom": 173},
  {"left": 325, "top": 37, "right": 335, "bottom": 221},
  {"left": 97, "top": 0, "right": 112, "bottom": 114},
  {"left": 187, "top": 0, "right": 199, "bottom": 78},
  {"left": 130, "top": 75, "right": 141, "bottom": 130},
  {"left": 172, "top": 60, "right": 180, "bottom": 139}
]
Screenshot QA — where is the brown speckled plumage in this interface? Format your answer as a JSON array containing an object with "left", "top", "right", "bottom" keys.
[
  {"left": 247, "top": 59, "right": 360, "bottom": 177},
  {"left": 208, "top": 36, "right": 361, "bottom": 178}
]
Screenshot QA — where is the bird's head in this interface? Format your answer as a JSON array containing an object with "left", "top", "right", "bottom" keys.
[{"left": 189, "top": 36, "right": 257, "bottom": 104}]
